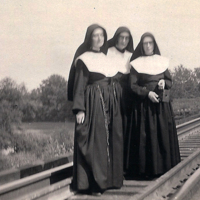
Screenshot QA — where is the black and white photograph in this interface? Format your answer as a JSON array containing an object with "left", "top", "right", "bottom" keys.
[{"left": 0, "top": 1, "right": 200, "bottom": 199}]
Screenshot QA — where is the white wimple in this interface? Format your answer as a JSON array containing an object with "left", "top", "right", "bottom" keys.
[
  {"left": 130, "top": 54, "right": 169, "bottom": 75},
  {"left": 107, "top": 47, "right": 132, "bottom": 74},
  {"left": 76, "top": 51, "right": 118, "bottom": 77}
]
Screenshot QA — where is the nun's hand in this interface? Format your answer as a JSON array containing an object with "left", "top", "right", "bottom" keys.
[
  {"left": 76, "top": 111, "right": 85, "bottom": 124},
  {"left": 158, "top": 79, "right": 165, "bottom": 90},
  {"left": 148, "top": 91, "right": 159, "bottom": 103}
]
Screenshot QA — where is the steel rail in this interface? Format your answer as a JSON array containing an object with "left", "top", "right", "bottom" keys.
[
  {"left": 0, "top": 162, "right": 73, "bottom": 200},
  {"left": 129, "top": 118, "right": 200, "bottom": 200}
]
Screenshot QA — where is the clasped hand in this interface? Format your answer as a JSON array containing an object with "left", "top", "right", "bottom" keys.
[
  {"left": 148, "top": 91, "right": 159, "bottom": 103},
  {"left": 148, "top": 79, "right": 165, "bottom": 103}
]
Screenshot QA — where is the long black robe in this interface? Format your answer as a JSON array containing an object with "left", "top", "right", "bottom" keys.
[
  {"left": 107, "top": 47, "right": 133, "bottom": 129},
  {"left": 126, "top": 61, "right": 181, "bottom": 177},
  {"left": 107, "top": 46, "right": 134, "bottom": 172},
  {"left": 72, "top": 58, "right": 123, "bottom": 191}
]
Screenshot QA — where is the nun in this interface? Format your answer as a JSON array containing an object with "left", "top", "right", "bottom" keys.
[
  {"left": 107, "top": 27, "right": 134, "bottom": 173},
  {"left": 68, "top": 24, "right": 124, "bottom": 195},
  {"left": 126, "top": 32, "right": 180, "bottom": 178}
]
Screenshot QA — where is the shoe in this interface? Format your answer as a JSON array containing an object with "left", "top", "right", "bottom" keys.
[{"left": 92, "top": 192, "right": 102, "bottom": 196}]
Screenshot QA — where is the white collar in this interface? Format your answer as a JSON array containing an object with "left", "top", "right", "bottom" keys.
[
  {"left": 76, "top": 51, "right": 118, "bottom": 77},
  {"left": 130, "top": 55, "right": 169, "bottom": 75},
  {"left": 107, "top": 47, "right": 132, "bottom": 74}
]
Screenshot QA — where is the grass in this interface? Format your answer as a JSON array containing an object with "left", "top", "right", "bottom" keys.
[
  {"left": 0, "top": 152, "right": 41, "bottom": 170},
  {"left": 21, "top": 121, "right": 75, "bottom": 135},
  {"left": 1, "top": 97, "right": 200, "bottom": 172},
  {"left": 0, "top": 121, "right": 75, "bottom": 172},
  {"left": 171, "top": 97, "right": 200, "bottom": 125},
  {"left": 172, "top": 97, "right": 200, "bottom": 115}
]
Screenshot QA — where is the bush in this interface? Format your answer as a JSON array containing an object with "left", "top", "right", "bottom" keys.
[
  {"left": 0, "top": 152, "right": 40, "bottom": 171},
  {"left": 0, "top": 121, "right": 74, "bottom": 172},
  {"left": 13, "top": 127, "right": 73, "bottom": 160},
  {"left": 172, "top": 97, "right": 200, "bottom": 116},
  {"left": 0, "top": 100, "right": 22, "bottom": 133},
  {"left": 0, "top": 129, "right": 15, "bottom": 150},
  {"left": 14, "top": 132, "right": 50, "bottom": 156}
]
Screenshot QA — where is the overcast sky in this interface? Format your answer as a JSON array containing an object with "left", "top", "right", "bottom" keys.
[{"left": 0, "top": 0, "right": 200, "bottom": 90}]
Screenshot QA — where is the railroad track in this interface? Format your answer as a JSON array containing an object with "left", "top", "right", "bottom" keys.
[{"left": 1, "top": 118, "right": 200, "bottom": 200}]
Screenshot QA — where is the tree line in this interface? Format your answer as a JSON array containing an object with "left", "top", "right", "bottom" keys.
[
  {"left": 0, "top": 65, "right": 200, "bottom": 128},
  {"left": 0, "top": 74, "right": 73, "bottom": 130},
  {"left": 170, "top": 65, "right": 200, "bottom": 98}
]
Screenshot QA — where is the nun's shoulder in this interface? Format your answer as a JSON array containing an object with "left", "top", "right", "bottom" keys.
[
  {"left": 154, "top": 54, "right": 170, "bottom": 66},
  {"left": 125, "top": 49, "right": 132, "bottom": 57},
  {"left": 76, "top": 51, "right": 92, "bottom": 61},
  {"left": 75, "top": 52, "right": 89, "bottom": 66},
  {"left": 130, "top": 55, "right": 169, "bottom": 74},
  {"left": 75, "top": 51, "right": 105, "bottom": 65},
  {"left": 108, "top": 46, "right": 116, "bottom": 52},
  {"left": 130, "top": 56, "right": 144, "bottom": 66},
  {"left": 107, "top": 46, "right": 116, "bottom": 55},
  {"left": 130, "top": 55, "right": 169, "bottom": 67}
]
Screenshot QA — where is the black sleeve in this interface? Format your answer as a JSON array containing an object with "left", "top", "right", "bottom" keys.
[
  {"left": 72, "top": 59, "right": 89, "bottom": 114},
  {"left": 130, "top": 67, "right": 150, "bottom": 99},
  {"left": 164, "top": 69, "right": 172, "bottom": 89}
]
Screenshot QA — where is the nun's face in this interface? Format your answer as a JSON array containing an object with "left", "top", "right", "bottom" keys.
[
  {"left": 116, "top": 32, "right": 130, "bottom": 50},
  {"left": 143, "top": 36, "right": 154, "bottom": 56},
  {"left": 91, "top": 28, "right": 104, "bottom": 50}
]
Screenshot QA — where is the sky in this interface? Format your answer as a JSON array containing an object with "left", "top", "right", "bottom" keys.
[{"left": 0, "top": 0, "right": 200, "bottom": 90}]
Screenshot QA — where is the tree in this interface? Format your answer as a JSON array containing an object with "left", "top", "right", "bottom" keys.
[
  {"left": 21, "top": 88, "right": 43, "bottom": 122},
  {"left": 39, "top": 74, "right": 73, "bottom": 121},
  {"left": 0, "top": 78, "right": 23, "bottom": 149},
  {"left": 0, "top": 77, "right": 22, "bottom": 104},
  {"left": 0, "top": 78, "right": 24, "bottom": 130},
  {"left": 171, "top": 65, "right": 197, "bottom": 98},
  {"left": 194, "top": 67, "right": 200, "bottom": 92}
]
